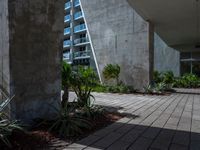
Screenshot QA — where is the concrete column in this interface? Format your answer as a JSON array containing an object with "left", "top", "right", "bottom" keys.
[
  {"left": 148, "top": 22, "right": 155, "bottom": 84},
  {"left": 0, "top": 0, "right": 64, "bottom": 123}
]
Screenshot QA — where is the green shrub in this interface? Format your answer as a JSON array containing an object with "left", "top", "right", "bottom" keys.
[
  {"left": 153, "top": 71, "right": 200, "bottom": 89},
  {"left": 153, "top": 70, "right": 163, "bottom": 83},
  {"left": 174, "top": 73, "right": 200, "bottom": 88},
  {"left": 162, "top": 71, "right": 175, "bottom": 84},
  {"left": 102, "top": 64, "right": 120, "bottom": 85}
]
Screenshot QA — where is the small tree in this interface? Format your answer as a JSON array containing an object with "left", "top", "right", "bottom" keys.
[
  {"left": 62, "top": 61, "right": 71, "bottom": 108},
  {"left": 70, "top": 66, "right": 98, "bottom": 107},
  {"left": 102, "top": 64, "right": 120, "bottom": 85}
]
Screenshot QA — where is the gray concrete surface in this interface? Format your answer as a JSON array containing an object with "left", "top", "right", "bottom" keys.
[
  {"left": 154, "top": 34, "right": 180, "bottom": 76},
  {"left": 81, "top": 0, "right": 154, "bottom": 89},
  {"left": 0, "top": 0, "right": 64, "bottom": 123},
  {"left": 0, "top": 0, "right": 10, "bottom": 93},
  {"left": 66, "top": 91, "right": 200, "bottom": 150}
]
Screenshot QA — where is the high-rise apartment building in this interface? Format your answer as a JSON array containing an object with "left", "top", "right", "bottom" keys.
[{"left": 63, "top": 0, "right": 99, "bottom": 78}]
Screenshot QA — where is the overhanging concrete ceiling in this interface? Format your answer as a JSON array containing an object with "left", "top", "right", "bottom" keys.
[{"left": 128, "top": 0, "right": 200, "bottom": 51}]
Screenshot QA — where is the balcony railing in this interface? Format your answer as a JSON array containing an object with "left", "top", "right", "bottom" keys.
[
  {"left": 74, "top": 24, "right": 86, "bottom": 33},
  {"left": 64, "top": 27, "right": 70, "bottom": 35},
  {"left": 63, "top": 52, "right": 71, "bottom": 60},
  {"left": 74, "top": 0, "right": 80, "bottom": 7},
  {"left": 74, "top": 37, "right": 89, "bottom": 45},
  {"left": 63, "top": 40, "right": 71, "bottom": 47},
  {"left": 64, "top": 14, "right": 71, "bottom": 22},
  {"left": 74, "top": 11, "right": 83, "bottom": 20},
  {"left": 65, "top": 2, "right": 71, "bottom": 10},
  {"left": 74, "top": 51, "right": 90, "bottom": 59}
]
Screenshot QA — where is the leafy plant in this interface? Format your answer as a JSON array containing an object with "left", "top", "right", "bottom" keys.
[
  {"left": 62, "top": 61, "right": 71, "bottom": 108},
  {"left": 162, "top": 71, "right": 175, "bottom": 84},
  {"left": 77, "top": 105, "right": 105, "bottom": 120},
  {"left": 48, "top": 103, "right": 91, "bottom": 137},
  {"left": 0, "top": 96, "right": 23, "bottom": 148},
  {"left": 153, "top": 70, "right": 163, "bottom": 83},
  {"left": 174, "top": 73, "right": 200, "bottom": 88},
  {"left": 154, "top": 82, "right": 167, "bottom": 93},
  {"left": 102, "top": 64, "right": 120, "bottom": 85},
  {"left": 143, "top": 84, "right": 154, "bottom": 94},
  {"left": 144, "top": 83, "right": 167, "bottom": 94},
  {"left": 70, "top": 66, "right": 98, "bottom": 107}
]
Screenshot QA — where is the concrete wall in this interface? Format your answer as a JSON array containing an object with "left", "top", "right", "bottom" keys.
[
  {"left": 154, "top": 34, "right": 180, "bottom": 76},
  {"left": 0, "top": 0, "right": 64, "bottom": 123},
  {"left": 0, "top": 0, "right": 10, "bottom": 94},
  {"left": 81, "top": 0, "right": 154, "bottom": 89}
]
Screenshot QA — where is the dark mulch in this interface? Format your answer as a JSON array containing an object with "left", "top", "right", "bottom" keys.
[{"left": 0, "top": 112, "right": 122, "bottom": 150}]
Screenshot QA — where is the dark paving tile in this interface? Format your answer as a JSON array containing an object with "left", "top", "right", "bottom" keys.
[
  {"left": 92, "top": 132, "right": 122, "bottom": 149},
  {"left": 142, "top": 127, "right": 161, "bottom": 139},
  {"left": 106, "top": 140, "right": 131, "bottom": 150},
  {"left": 120, "top": 129, "right": 141, "bottom": 143},
  {"left": 169, "top": 144, "right": 188, "bottom": 150},
  {"left": 128, "top": 137, "right": 152, "bottom": 150},
  {"left": 190, "top": 140, "right": 200, "bottom": 150},
  {"left": 172, "top": 131, "right": 190, "bottom": 146}
]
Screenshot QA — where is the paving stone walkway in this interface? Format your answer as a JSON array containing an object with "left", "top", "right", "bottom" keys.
[{"left": 64, "top": 91, "right": 200, "bottom": 150}]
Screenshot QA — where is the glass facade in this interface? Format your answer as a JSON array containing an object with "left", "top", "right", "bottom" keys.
[
  {"left": 64, "top": 14, "right": 71, "bottom": 22},
  {"left": 64, "top": 27, "right": 70, "bottom": 35},
  {"left": 74, "top": 24, "right": 86, "bottom": 32},
  {"left": 65, "top": 1, "right": 71, "bottom": 10},
  {"left": 180, "top": 52, "right": 200, "bottom": 76},
  {"left": 74, "top": 11, "right": 83, "bottom": 20}
]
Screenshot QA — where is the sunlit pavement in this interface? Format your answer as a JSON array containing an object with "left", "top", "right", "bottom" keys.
[{"left": 66, "top": 90, "right": 200, "bottom": 150}]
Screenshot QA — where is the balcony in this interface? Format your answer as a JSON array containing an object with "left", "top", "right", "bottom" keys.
[
  {"left": 63, "top": 52, "right": 71, "bottom": 60},
  {"left": 64, "top": 14, "right": 71, "bottom": 22},
  {"left": 74, "top": 0, "right": 80, "bottom": 7},
  {"left": 74, "top": 37, "right": 89, "bottom": 45},
  {"left": 74, "top": 24, "right": 86, "bottom": 33},
  {"left": 65, "top": 2, "right": 71, "bottom": 10},
  {"left": 63, "top": 40, "right": 71, "bottom": 48},
  {"left": 73, "top": 51, "right": 90, "bottom": 59},
  {"left": 74, "top": 11, "right": 83, "bottom": 20},
  {"left": 64, "top": 27, "right": 70, "bottom": 35}
]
